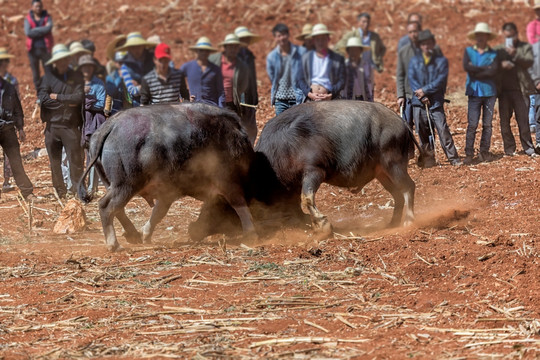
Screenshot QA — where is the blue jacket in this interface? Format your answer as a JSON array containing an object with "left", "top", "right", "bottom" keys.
[
  {"left": 266, "top": 43, "right": 309, "bottom": 105},
  {"left": 463, "top": 46, "right": 498, "bottom": 97},
  {"left": 408, "top": 52, "right": 448, "bottom": 110},
  {"left": 302, "top": 49, "right": 346, "bottom": 99}
]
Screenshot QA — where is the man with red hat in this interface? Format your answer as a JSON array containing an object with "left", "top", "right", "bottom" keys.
[{"left": 140, "top": 43, "right": 189, "bottom": 105}]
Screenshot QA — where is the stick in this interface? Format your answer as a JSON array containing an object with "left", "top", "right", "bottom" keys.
[
  {"left": 425, "top": 102, "right": 438, "bottom": 164},
  {"left": 304, "top": 319, "right": 329, "bottom": 333},
  {"left": 240, "top": 103, "right": 257, "bottom": 109}
]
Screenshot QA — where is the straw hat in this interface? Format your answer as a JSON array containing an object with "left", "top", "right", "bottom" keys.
[
  {"left": 310, "top": 23, "right": 333, "bottom": 37},
  {"left": 467, "top": 22, "right": 497, "bottom": 41},
  {"left": 78, "top": 54, "right": 96, "bottom": 67},
  {"left": 115, "top": 32, "right": 155, "bottom": 51},
  {"left": 45, "top": 44, "right": 72, "bottom": 65},
  {"left": 533, "top": 0, "right": 540, "bottom": 9},
  {"left": 189, "top": 36, "right": 218, "bottom": 52},
  {"left": 295, "top": 23, "right": 313, "bottom": 41},
  {"left": 0, "top": 47, "right": 15, "bottom": 60},
  {"left": 69, "top": 41, "right": 92, "bottom": 56},
  {"left": 146, "top": 35, "right": 161, "bottom": 46},
  {"left": 219, "top": 34, "right": 241, "bottom": 46},
  {"left": 345, "top": 37, "right": 370, "bottom": 50},
  {"left": 106, "top": 34, "right": 126, "bottom": 61},
  {"left": 234, "top": 26, "right": 261, "bottom": 44}
]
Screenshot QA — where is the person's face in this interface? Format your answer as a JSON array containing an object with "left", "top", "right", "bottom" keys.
[
  {"left": 32, "top": 1, "right": 43, "bottom": 14},
  {"left": 223, "top": 44, "right": 240, "bottom": 59},
  {"left": 129, "top": 45, "right": 145, "bottom": 59},
  {"left": 80, "top": 64, "right": 94, "bottom": 80},
  {"left": 312, "top": 34, "right": 329, "bottom": 51},
  {"left": 54, "top": 57, "right": 70, "bottom": 74},
  {"left": 358, "top": 16, "right": 370, "bottom": 32},
  {"left": 475, "top": 33, "right": 490, "bottom": 46},
  {"left": 274, "top": 31, "right": 289, "bottom": 48},
  {"left": 239, "top": 37, "right": 251, "bottom": 47},
  {"left": 0, "top": 59, "right": 9, "bottom": 74},
  {"left": 419, "top": 38, "right": 435, "bottom": 55},
  {"left": 153, "top": 56, "right": 170, "bottom": 73},
  {"left": 195, "top": 49, "right": 211, "bottom": 61},
  {"left": 407, "top": 23, "right": 420, "bottom": 42},
  {"left": 347, "top": 47, "right": 362, "bottom": 61},
  {"left": 503, "top": 28, "right": 518, "bottom": 44}
]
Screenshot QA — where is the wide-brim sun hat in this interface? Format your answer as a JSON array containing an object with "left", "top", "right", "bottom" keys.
[
  {"left": 115, "top": 32, "right": 155, "bottom": 51},
  {"left": 219, "top": 33, "right": 241, "bottom": 46},
  {"left": 45, "top": 44, "right": 72, "bottom": 65},
  {"left": 310, "top": 23, "right": 333, "bottom": 37},
  {"left": 106, "top": 34, "right": 127, "bottom": 61},
  {"left": 345, "top": 37, "right": 370, "bottom": 49},
  {"left": 69, "top": 41, "right": 92, "bottom": 56},
  {"left": 0, "top": 47, "right": 15, "bottom": 60},
  {"left": 234, "top": 26, "right": 261, "bottom": 44},
  {"left": 467, "top": 22, "right": 497, "bottom": 41},
  {"left": 189, "top": 36, "right": 218, "bottom": 52},
  {"left": 296, "top": 23, "right": 313, "bottom": 41}
]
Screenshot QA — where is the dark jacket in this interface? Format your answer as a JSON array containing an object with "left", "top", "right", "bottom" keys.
[
  {"left": 408, "top": 51, "right": 448, "bottom": 110},
  {"left": 237, "top": 47, "right": 258, "bottom": 106},
  {"left": 396, "top": 43, "right": 421, "bottom": 99},
  {"left": 266, "top": 43, "right": 309, "bottom": 105},
  {"left": 38, "top": 67, "right": 84, "bottom": 127},
  {"left": 495, "top": 40, "right": 535, "bottom": 96},
  {"left": 301, "top": 49, "right": 346, "bottom": 99},
  {"left": 121, "top": 50, "right": 155, "bottom": 85},
  {"left": 208, "top": 52, "right": 250, "bottom": 108},
  {"left": 0, "top": 78, "right": 24, "bottom": 130}
]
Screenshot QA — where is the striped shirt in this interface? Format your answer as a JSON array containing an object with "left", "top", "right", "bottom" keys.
[{"left": 140, "top": 68, "right": 189, "bottom": 105}]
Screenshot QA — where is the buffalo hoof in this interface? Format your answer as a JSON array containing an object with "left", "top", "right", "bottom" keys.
[
  {"left": 242, "top": 230, "right": 259, "bottom": 244},
  {"left": 124, "top": 231, "right": 143, "bottom": 244},
  {"left": 313, "top": 217, "right": 333, "bottom": 238},
  {"left": 107, "top": 243, "right": 124, "bottom": 252}
]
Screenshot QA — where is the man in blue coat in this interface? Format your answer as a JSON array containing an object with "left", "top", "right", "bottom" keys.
[{"left": 409, "top": 29, "right": 461, "bottom": 167}]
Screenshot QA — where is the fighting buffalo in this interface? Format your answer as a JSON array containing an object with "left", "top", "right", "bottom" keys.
[{"left": 78, "top": 103, "right": 257, "bottom": 251}]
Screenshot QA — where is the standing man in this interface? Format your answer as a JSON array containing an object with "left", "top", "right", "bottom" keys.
[
  {"left": 140, "top": 43, "right": 189, "bottom": 105},
  {"left": 409, "top": 30, "right": 461, "bottom": 167},
  {"left": 336, "top": 13, "right": 386, "bottom": 101},
  {"left": 209, "top": 34, "right": 252, "bottom": 142},
  {"left": 397, "top": 13, "right": 422, "bottom": 52},
  {"left": 463, "top": 23, "right": 498, "bottom": 164},
  {"left": 266, "top": 23, "right": 309, "bottom": 115},
  {"left": 527, "top": 1, "right": 540, "bottom": 133},
  {"left": 38, "top": 44, "right": 84, "bottom": 198},
  {"left": 529, "top": 28, "right": 540, "bottom": 153},
  {"left": 397, "top": 21, "right": 422, "bottom": 133},
  {"left": 341, "top": 37, "right": 371, "bottom": 101},
  {"left": 180, "top": 37, "right": 224, "bottom": 106},
  {"left": 235, "top": 26, "right": 260, "bottom": 144},
  {"left": 302, "top": 24, "right": 345, "bottom": 101},
  {"left": 0, "top": 59, "right": 34, "bottom": 200},
  {"left": 496, "top": 22, "right": 537, "bottom": 157},
  {"left": 24, "top": 0, "right": 54, "bottom": 91}
]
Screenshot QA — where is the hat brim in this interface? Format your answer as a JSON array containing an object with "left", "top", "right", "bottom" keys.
[
  {"left": 106, "top": 35, "right": 127, "bottom": 61},
  {"left": 295, "top": 33, "right": 310, "bottom": 41},
  {"left": 115, "top": 39, "right": 156, "bottom": 51},
  {"left": 310, "top": 31, "right": 333, "bottom": 37},
  {"left": 237, "top": 34, "right": 262, "bottom": 45},
  {"left": 346, "top": 45, "right": 371, "bottom": 50},
  {"left": 45, "top": 52, "right": 72, "bottom": 65},
  {"left": 189, "top": 45, "right": 218, "bottom": 52},
  {"left": 69, "top": 48, "right": 92, "bottom": 56},
  {"left": 467, "top": 31, "right": 497, "bottom": 41},
  {"left": 219, "top": 41, "right": 241, "bottom": 46},
  {"left": 0, "top": 54, "right": 15, "bottom": 60}
]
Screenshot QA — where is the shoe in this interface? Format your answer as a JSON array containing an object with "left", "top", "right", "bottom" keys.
[
  {"left": 2, "top": 184, "right": 14, "bottom": 193},
  {"left": 505, "top": 151, "right": 517, "bottom": 157},
  {"left": 535, "top": 146, "right": 540, "bottom": 155},
  {"left": 530, "top": 152, "right": 539, "bottom": 158},
  {"left": 450, "top": 159, "right": 463, "bottom": 166},
  {"left": 478, "top": 151, "right": 495, "bottom": 163},
  {"left": 463, "top": 155, "right": 474, "bottom": 165},
  {"left": 24, "top": 194, "right": 36, "bottom": 202}
]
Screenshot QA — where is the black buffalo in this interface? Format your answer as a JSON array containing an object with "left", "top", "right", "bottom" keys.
[
  {"left": 78, "top": 103, "right": 257, "bottom": 252},
  {"left": 190, "top": 100, "right": 418, "bottom": 239}
]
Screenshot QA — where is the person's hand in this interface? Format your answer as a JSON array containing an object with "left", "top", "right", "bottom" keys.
[
  {"left": 536, "top": 83, "right": 540, "bottom": 91},
  {"left": 18, "top": 129, "right": 26, "bottom": 142},
  {"left": 397, "top": 97, "right": 405, "bottom": 108},
  {"left": 421, "top": 97, "right": 431, "bottom": 105},
  {"left": 414, "top": 88, "right": 425, "bottom": 99},
  {"left": 506, "top": 46, "right": 516, "bottom": 57},
  {"left": 190, "top": 95, "right": 196, "bottom": 102},
  {"left": 501, "top": 60, "right": 515, "bottom": 70},
  {"left": 132, "top": 80, "right": 139, "bottom": 86},
  {"left": 319, "top": 93, "right": 332, "bottom": 101},
  {"left": 50, "top": 93, "right": 57, "bottom": 100},
  {"left": 84, "top": 86, "right": 91, "bottom": 94}
]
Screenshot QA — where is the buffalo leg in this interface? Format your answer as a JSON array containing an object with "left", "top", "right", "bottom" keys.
[
  {"left": 116, "top": 210, "right": 143, "bottom": 244},
  {"left": 141, "top": 198, "right": 174, "bottom": 243},
  {"left": 376, "top": 166, "right": 415, "bottom": 227},
  {"left": 221, "top": 186, "right": 257, "bottom": 241},
  {"left": 301, "top": 169, "right": 332, "bottom": 236},
  {"left": 98, "top": 187, "right": 133, "bottom": 252}
]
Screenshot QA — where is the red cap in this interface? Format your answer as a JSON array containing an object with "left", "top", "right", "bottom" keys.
[{"left": 154, "top": 43, "right": 171, "bottom": 59}]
